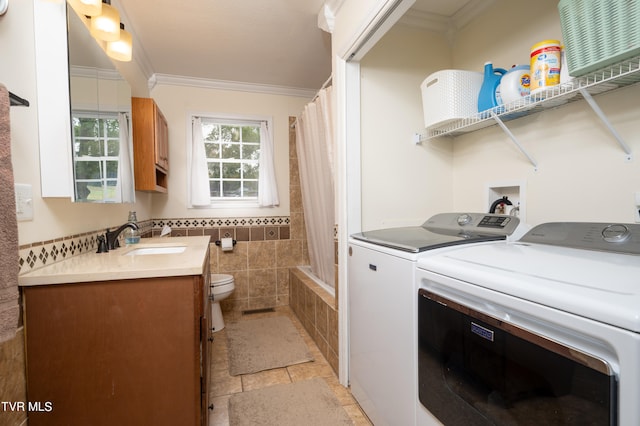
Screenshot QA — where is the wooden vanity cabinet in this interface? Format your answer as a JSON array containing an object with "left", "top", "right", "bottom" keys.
[
  {"left": 23, "top": 266, "right": 212, "bottom": 426},
  {"left": 132, "top": 97, "right": 169, "bottom": 192}
]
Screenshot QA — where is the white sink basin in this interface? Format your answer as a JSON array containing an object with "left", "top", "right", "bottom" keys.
[{"left": 125, "top": 245, "right": 187, "bottom": 256}]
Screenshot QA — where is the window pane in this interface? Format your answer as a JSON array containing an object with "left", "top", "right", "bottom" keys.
[
  {"left": 244, "top": 181, "right": 258, "bottom": 197},
  {"left": 242, "top": 126, "right": 260, "bottom": 142},
  {"left": 105, "top": 119, "right": 119, "bottom": 137},
  {"left": 223, "top": 181, "right": 241, "bottom": 197},
  {"left": 76, "top": 140, "right": 102, "bottom": 157},
  {"left": 75, "top": 118, "right": 98, "bottom": 137},
  {"left": 85, "top": 183, "right": 104, "bottom": 201},
  {"left": 107, "top": 140, "right": 120, "bottom": 156},
  {"left": 75, "top": 182, "right": 91, "bottom": 202},
  {"left": 222, "top": 143, "right": 240, "bottom": 159},
  {"left": 243, "top": 162, "right": 259, "bottom": 179},
  {"left": 222, "top": 162, "right": 241, "bottom": 179},
  {"left": 203, "top": 123, "right": 219, "bottom": 141},
  {"left": 221, "top": 125, "right": 240, "bottom": 142},
  {"left": 106, "top": 161, "right": 118, "bottom": 179},
  {"left": 106, "top": 180, "right": 118, "bottom": 199},
  {"left": 205, "top": 142, "right": 219, "bottom": 158},
  {"left": 208, "top": 162, "right": 220, "bottom": 179},
  {"left": 209, "top": 180, "right": 221, "bottom": 197},
  {"left": 242, "top": 144, "right": 260, "bottom": 160},
  {"left": 75, "top": 161, "right": 102, "bottom": 179}
]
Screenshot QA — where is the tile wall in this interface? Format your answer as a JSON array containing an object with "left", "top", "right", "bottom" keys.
[
  {"left": 289, "top": 268, "right": 339, "bottom": 374},
  {"left": 151, "top": 217, "right": 301, "bottom": 312}
]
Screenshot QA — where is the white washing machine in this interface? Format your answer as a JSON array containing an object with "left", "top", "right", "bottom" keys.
[
  {"left": 348, "top": 212, "right": 524, "bottom": 426},
  {"left": 415, "top": 222, "right": 640, "bottom": 425}
]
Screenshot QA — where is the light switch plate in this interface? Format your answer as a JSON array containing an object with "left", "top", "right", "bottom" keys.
[{"left": 15, "top": 183, "right": 33, "bottom": 221}]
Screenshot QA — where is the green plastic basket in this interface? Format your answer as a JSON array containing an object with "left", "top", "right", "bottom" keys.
[{"left": 558, "top": 0, "right": 640, "bottom": 77}]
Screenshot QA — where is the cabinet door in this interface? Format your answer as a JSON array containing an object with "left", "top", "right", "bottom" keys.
[
  {"left": 154, "top": 106, "right": 169, "bottom": 172},
  {"left": 132, "top": 97, "right": 168, "bottom": 192},
  {"left": 24, "top": 277, "right": 200, "bottom": 426}
]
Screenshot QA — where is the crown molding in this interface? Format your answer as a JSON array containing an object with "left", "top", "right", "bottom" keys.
[
  {"left": 398, "top": 0, "right": 495, "bottom": 33},
  {"left": 450, "top": 0, "right": 495, "bottom": 31},
  {"left": 399, "top": 9, "right": 450, "bottom": 32},
  {"left": 148, "top": 73, "right": 317, "bottom": 98},
  {"left": 70, "top": 65, "right": 123, "bottom": 81}
]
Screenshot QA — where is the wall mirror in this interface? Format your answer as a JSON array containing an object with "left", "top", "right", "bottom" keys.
[{"left": 67, "top": 6, "right": 134, "bottom": 203}]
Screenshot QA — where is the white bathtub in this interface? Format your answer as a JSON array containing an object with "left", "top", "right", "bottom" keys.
[{"left": 296, "top": 265, "right": 335, "bottom": 298}]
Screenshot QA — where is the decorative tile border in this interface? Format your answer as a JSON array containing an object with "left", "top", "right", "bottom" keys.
[
  {"left": 151, "top": 216, "right": 292, "bottom": 242},
  {"left": 18, "top": 217, "right": 290, "bottom": 275},
  {"left": 152, "top": 216, "right": 290, "bottom": 229}
]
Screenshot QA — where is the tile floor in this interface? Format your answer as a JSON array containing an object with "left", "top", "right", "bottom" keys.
[{"left": 208, "top": 306, "right": 372, "bottom": 425}]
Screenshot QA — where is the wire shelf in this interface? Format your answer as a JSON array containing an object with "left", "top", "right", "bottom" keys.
[{"left": 419, "top": 56, "right": 640, "bottom": 142}]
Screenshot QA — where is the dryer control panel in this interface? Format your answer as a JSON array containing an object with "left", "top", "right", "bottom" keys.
[{"left": 520, "top": 222, "right": 640, "bottom": 255}]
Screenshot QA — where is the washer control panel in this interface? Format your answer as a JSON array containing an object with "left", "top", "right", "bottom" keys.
[{"left": 424, "top": 212, "right": 521, "bottom": 236}]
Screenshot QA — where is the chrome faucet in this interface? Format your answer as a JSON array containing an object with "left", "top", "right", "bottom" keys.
[{"left": 105, "top": 222, "right": 139, "bottom": 250}]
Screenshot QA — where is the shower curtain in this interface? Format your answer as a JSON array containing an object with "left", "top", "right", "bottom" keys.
[{"left": 295, "top": 86, "right": 336, "bottom": 288}]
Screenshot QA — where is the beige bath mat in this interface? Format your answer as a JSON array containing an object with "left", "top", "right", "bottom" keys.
[
  {"left": 225, "top": 315, "right": 314, "bottom": 376},
  {"left": 229, "top": 378, "right": 352, "bottom": 426}
]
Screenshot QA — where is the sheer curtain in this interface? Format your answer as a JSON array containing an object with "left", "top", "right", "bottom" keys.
[
  {"left": 295, "top": 86, "right": 335, "bottom": 288},
  {"left": 258, "top": 121, "right": 279, "bottom": 207},
  {"left": 117, "top": 112, "right": 135, "bottom": 203},
  {"left": 190, "top": 117, "right": 211, "bottom": 207}
]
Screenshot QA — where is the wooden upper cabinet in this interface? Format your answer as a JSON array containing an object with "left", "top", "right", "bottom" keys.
[{"left": 132, "top": 97, "right": 169, "bottom": 192}]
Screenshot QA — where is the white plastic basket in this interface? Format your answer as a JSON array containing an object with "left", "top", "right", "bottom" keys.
[
  {"left": 421, "top": 70, "right": 483, "bottom": 129},
  {"left": 559, "top": 0, "right": 640, "bottom": 77}
]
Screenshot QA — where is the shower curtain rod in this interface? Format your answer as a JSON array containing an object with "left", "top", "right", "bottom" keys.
[
  {"left": 312, "top": 75, "right": 333, "bottom": 101},
  {"left": 290, "top": 74, "right": 333, "bottom": 129}
]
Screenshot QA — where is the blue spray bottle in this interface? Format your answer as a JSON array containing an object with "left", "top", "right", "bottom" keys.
[{"left": 477, "top": 62, "right": 507, "bottom": 113}]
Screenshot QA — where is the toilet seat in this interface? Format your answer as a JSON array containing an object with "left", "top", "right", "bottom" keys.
[{"left": 210, "top": 274, "right": 234, "bottom": 287}]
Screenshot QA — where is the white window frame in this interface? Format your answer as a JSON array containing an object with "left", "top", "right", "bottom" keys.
[
  {"left": 187, "top": 112, "right": 273, "bottom": 209},
  {"left": 71, "top": 110, "right": 122, "bottom": 203}
]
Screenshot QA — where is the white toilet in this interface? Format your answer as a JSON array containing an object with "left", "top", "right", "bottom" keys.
[{"left": 210, "top": 274, "right": 235, "bottom": 332}]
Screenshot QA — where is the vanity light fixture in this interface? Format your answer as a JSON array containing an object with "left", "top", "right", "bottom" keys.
[
  {"left": 66, "top": 0, "right": 102, "bottom": 17},
  {"left": 106, "top": 23, "right": 132, "bottom": 62},
  {"left": 89, "top": 0, "right": 120, "bottom": 42}
]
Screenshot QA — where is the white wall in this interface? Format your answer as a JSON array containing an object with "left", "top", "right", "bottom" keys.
[
  {"left": 450, "top": 0, "right": 640, "bottom": 225},
  {"left": 0, "top": 0, "right": 152, "bottom": 245},
  {"left": 359, "top": 24, "right": 454, "bottom": 230},
  {"left": 148, "top": 83, "right": 310, "bottom": 219}
]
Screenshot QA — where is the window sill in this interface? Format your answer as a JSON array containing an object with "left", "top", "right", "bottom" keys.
[{"left": 190, "top": 200, "right": 260, "bottom": 209}]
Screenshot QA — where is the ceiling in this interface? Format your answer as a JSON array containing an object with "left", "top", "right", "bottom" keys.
[{"left": 114, "top": 0, "right": 492, "bottom": 92}]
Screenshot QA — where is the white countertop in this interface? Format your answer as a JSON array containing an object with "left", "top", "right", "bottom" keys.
[{"left": 18, "top": 236, "right": 211, "bottom": 286}]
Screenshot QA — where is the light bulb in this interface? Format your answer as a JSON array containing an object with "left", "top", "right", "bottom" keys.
[
  {"left": 67, "top": 0, "right": 102, "bottom": 17},
  {"left": 107, "top": 24, "right": 132, "bottom": 62},
  {"left": 90, "top": 1, "right": 120, "bottom": 42}
]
